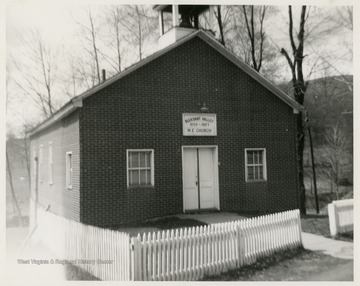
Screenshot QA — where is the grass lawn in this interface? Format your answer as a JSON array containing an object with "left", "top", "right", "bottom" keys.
[
  {"left": 301, "top": 214, "right": 353, "bottom": 242},
  {"left": 301, "top": 214, "right": 330, "bottom": 236},
  {"left": 306, "top": 189, "right": 352, "bottom": 213}
]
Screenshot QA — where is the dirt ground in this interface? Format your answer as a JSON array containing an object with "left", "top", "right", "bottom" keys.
[{"left": 203, "top": 248, "right": 353, "bottom": 281}]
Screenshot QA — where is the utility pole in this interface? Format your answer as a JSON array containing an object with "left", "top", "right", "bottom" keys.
[{"left": 305, "top": 110, "right": 319, "bottom": 213}]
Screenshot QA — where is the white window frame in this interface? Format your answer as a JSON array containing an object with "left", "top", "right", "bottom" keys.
[
  {"left": 48, "top": 142, "right": 53, "bottom": 185},
  {"left": 245, "top": 148, "right": 267, "bottom": 182},
  {"left": 126, "top": 149, "right": 154, "bottom": 187},
  {"left": 66, "top": 151, "right": 73, "bottom": 189},
  {"left": 39, "top": 144, "right": 43, "bottom": 183}
]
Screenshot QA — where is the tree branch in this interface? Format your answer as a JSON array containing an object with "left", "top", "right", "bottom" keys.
[
  {"left": 281, "top": 47, "right": 296, "bottom": 82},
  {"left": 288, "top": 6, "right": 297, "bottom": 54},
  {"left": 257, "top": 6, "right": 267, "bottom": 72}
]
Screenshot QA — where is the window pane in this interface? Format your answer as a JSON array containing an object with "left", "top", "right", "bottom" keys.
[
  {"left": 253, "top": 151, "right": 259, "bottom": 164},
  {"left": 50, "top": 165, "right": 53, "bottom": 183},
  {"left": 247, "top": 151, "right": 253, "bottom": 164},
  {"left": 248, "top": 166, "right": 254, "bottom": 180},
  {"left": 259, "top": 166, "right": 263, "bottom": 179},
  {"left": 70, "top": 166, "right": 72, "bottom": 183},
  {"left": 67, "top": 154, "right": 72, "bottom": 186},
  {"left": 130, "top": 170, "right": 139, "bottom": 185},
  {"left": 258, "top": 151, "right": 263, "bottom": 164},
  {"left": 145, "top": 152, "right": 151, "bottom": 167},
  {"left": 130, "top": 152, "right": 139, "bottom": 168},
  {"left": 254, "top": 166, "right": 260, "bottom": 179},
  {"left": 140, "top": 170, "right": 147, "bottom": 185},
  {"left": 146, "top": 170, "right": 151, "bottom": 183},
  {"left": 140, "top": 152, "right": 146, "bottom": 167}
]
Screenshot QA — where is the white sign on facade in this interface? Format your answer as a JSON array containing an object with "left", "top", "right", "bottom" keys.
[{"left": 183, "top": 113, "right": 217, "bottom": 136}]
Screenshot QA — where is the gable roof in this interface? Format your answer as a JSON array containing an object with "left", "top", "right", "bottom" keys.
[{"left": 29, "top": 29, "right": 304, "bottom": 137}]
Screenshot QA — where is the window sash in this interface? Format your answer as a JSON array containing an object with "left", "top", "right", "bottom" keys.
[
  {"left": 49, "top": 142, "right": 53, "bottom": 184},
  {"left": 127, "top": 150, "right": 153, "bottom": 187},
  {"left": 129, "top": 169, "right": 151, "bottom": 186},
  {"left": 246, "top": 149, "right": 266, "bottom": 181},
  {"left": 66, "top": 152, "right": 73, "bottom": 188},
  {"left": 247, "top": 165, "right": 264, "bottom": 180},
  {"left": 128, "top": 151, "right": 151, "bottom": 168}
]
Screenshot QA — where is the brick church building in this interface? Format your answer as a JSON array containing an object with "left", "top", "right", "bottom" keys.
[{"left": 29, "top": 5, "right": 303, "bottom": 227}]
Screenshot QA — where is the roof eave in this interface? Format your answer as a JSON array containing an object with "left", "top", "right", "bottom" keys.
[
  {"left": 28, "top": 100, "right": 82, "bottom": 137},
  {"left": 153, "top": 5, "right": 167, "bottom": 12}
]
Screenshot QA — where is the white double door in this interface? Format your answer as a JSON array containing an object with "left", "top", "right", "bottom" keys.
[{"left": 183, "top": 147, "right": 218, "bottom": 211}]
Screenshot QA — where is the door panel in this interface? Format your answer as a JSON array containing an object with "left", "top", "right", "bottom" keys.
[
  {"left": 199, "top": 148, "right": 216, "bottom": 209},
  {"left": 183, "top": 149, "right": 199, "bottom": 210}
]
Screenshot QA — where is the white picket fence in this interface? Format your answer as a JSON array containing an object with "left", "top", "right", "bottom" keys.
[
  {"left": 328, "top": 199, "right": 354, "bottom": 236},
  {"left": 31, "top": 204, "right": 301, "bottom": 281},
  {"left": 130, "top": 209, "right": 302, "bottom": 281},
  {"left": 33, "top": 205, "right": 131, "bottom": 281}
]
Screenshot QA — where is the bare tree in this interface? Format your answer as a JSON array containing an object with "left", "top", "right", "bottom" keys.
[
  {"left": 336, "top": 7, "right": 353, "bottom": 31},
  {"left": 73, "top": 56, "right": 98, "bottom": 91},
  {"left": 9, "top": 30, "right": 60, "bottom": 117},
  {"left": 323, "top": 124, "right": 349, "bottom": 199},
  {"left": 61, "top": 56, "right": 83, "bottom": 99},
  {"left": 214, "top": 6, "right": 279, "bottom": 82},
  {"left": 228, "top": 18, "right": 252, "bottom": 65},
  {"left": 280, "top": 6, "right": 308, "bottom": 214},
  {"left": 119, "top": 5, "right": 157, "bottom": 61},
  {"left": 215, "top": 5, "right": 226, "bottom": 46},
  {"left": 308, "top": 6, "right": 353, "bottom": 95},
  {"left": 242, "top": 5, "right": 267, "bottom": 72},
  {"left": 213, "top": 6, "right": 234, "bottom": 47},
  {"left": 76, "top": 7, "right": 103, "bottom": 85},
  {"left": 104, "top": 6, "right": 125, "bottom": 73}
]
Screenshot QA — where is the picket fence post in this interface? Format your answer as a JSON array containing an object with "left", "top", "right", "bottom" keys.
[{"left": 130, "top": 236, "right": 136, "bottom": 281}]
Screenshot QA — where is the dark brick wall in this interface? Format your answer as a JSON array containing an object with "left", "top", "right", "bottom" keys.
[
  {"left": 30, "top": 111, "right": 80, "bottom": 221},
  {"left": 79, "top": 37, "right": 299, "bottom": 227}
]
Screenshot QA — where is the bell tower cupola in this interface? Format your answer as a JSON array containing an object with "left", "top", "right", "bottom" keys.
[{"left": 153, "top": 5, "right": 214, "bottom": 49}]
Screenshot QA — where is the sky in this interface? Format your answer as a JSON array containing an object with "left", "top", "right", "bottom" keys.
[{"left": 3, "top": 0, "right": 356, "bottom": 136}]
